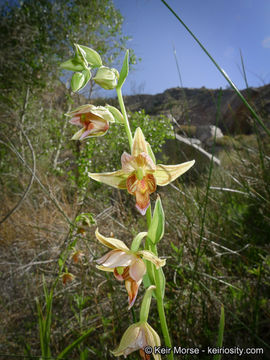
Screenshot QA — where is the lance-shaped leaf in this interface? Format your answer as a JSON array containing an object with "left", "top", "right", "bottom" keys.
[
  {"left": 148, "top": 196, "right": 165, "bottom": 245},
  {"left": 117, "top": 49, "right": 129, "bottom": 89}
]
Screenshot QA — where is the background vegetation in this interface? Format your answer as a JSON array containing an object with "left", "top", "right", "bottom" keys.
[{"left": 0, "top": 1, "right": 269, "bottom": 359}]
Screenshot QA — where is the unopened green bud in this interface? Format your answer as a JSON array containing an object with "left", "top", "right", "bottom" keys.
[
  {"left": 77, "top": 44, "right": 102, "bottom": 68},
  {"left": 60, "top": 58, "right": 85, "bottom": 72},
  {"left": 74, "top": 44, "right": 88, "bottom": 68},
  {"left": 148, "top": 196, "right": 165, "bottom": 245},
  {"left": 71, "top": 72, "right": 85, "bottom": 92},
  {"left": 70, "top": 69, "right": 91, "bottom": 92},
  {"left": 93, "top": 66, "right": 119, "bottom": 90},
  {"left": 105, "top": 105, "right": 124, "bottom": 124}
]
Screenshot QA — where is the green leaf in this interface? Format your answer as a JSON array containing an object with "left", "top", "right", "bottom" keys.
[
  {"left": 148, "top": 196, "right": 165, "bottom": 244},
  {"left": 78, "top": 45, "right": 102, "bottom": 67},
  {"left": 71, "top": 72, "right": 85, "bottom": 92},
  {"left": 213, "top": 305, "right": 225, "bottom": 360},
  {"left": 60, "top": 58, "right": 85, "bottom": 72},
  {"left": 116, "top": 49, "right": 129, "bottom": 89}
]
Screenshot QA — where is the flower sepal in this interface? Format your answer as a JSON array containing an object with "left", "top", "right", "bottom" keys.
[
  {"left": 111, "top": 321, "right": 161, "bottom": 360},
  {"left": 75, "top": 44, "right": 102, "bottom": 68}
]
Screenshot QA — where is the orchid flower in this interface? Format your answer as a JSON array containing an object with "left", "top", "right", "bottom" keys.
[
  {"left": 66, "top": 104, "right": 115, "bottom": 140},
  {"left": 95, "top": 229, "right": 165, "bottom": 309},
  {"left": 111, "top": 321, "right": 161, "bottom": 360},
  {"left": 88, "top": 127, "right": 195, "bottom": 215},
  {"left": 61, "top": 272, "right": 75, "bottom": 285}
]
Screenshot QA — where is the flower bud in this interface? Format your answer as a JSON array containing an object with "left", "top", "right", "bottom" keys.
[
  {"left": 93, "top": 66, "right": 119, "bottom": 90},
  {"left": 76, "top": 44, "right": 102, "bottom": 68},
  {"left": 60, "top": 58, "right": 85, "bottom": 72},
  {"left": 71, "top": 250, "right": 85, "bottom": 264},
  {"left": 71, "top": 72, "right": 85, "bottom": 92}
]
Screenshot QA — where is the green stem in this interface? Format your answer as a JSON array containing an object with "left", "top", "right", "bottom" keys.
[
  {"left": 146, "top": 207, "right": 173, "bottom": 359},
  {"left": 116, "top": 87, "right": 133, "bottom": 151}
]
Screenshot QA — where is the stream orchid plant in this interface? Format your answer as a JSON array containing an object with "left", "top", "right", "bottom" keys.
[{"left": 61, "top": 44, "right": 195, "bottom": 359}]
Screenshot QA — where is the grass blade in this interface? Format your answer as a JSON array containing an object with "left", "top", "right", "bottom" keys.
[
  {"left": 161, "top": 0, "right": 270, "bottom": 137},
  {"left": 56, "top": 327, "right": 95, "bottom": 359},
  {"left": 213, "top": 305, "right": 225, "bottom": 360}
]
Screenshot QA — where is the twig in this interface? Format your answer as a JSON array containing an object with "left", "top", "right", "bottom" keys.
[{"left": 0, "top": 123, "right": 36, "bottom": 224}]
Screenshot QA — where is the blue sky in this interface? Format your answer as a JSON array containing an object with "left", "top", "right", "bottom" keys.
[{"left": 113, "top": 0, "right": 270, "bottom": 95}]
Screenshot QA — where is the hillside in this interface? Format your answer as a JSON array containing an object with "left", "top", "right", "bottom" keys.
[{"left": 100, "top": 84, "right": 270, "bottom": 135}]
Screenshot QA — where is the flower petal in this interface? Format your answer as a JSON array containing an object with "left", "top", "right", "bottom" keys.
[
  {"left": 88, "top": 169, "right": 129, "bottom": 189},
  {"left": 71, "top": 128, "right": 85, "bottom": 140},
  {"left": 96, "top": 265, "right": 114, "bottom": 272},
  {"left": 65, "top": 104, "right": 92, "bottom": 116},
  {"left": 95, "top": 228, "right": 129, "bottom": 251},
  {"left": 137, "top": 250, "right": 166, "bottom": 268},
  {"left": 69, "top": 116, "right": 81, "bottom": 126},
  {"left": 132, "top": 127, "right": 148, "bottom": 156},
  {"left": 129, "top": 258, "right": 146, "bottom": 282},
  {"left": 135, "top": 190, "right": 150, "bottom": 216},
  {"left": 111, "top": 323, "right": 142, "bottom": 357},
  {"left": 136, "top": 153, "right": 156, "bottom": 172},
  {"left": 97, "top": 250, "right": 135, "bottom": 267},
  {"left": 155, "top": 160, "right": 195, "bottom": 186},
  {"left": 90, "top": 106, "right": 115, "bottom": 123},
  {"left": 113, "top": 266, "right": 130, "bottom": 281},
  {"left": 126, "top": 278, "right": 142, "bottom": 309},
  {"left": 126, "top": 174, "right": 156, "bottom": 215},
  {"left": 143, "top": 323, "right": 161, "bottom": 360},
  {"left": 79, "top": 129, "right": 92, "bottom": 140},
  {"left": 121, "top": 152, "right": 136, "bottom": 172}
]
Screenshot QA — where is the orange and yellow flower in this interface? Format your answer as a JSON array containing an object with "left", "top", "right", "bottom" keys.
[
  {"left": 95, "top": 229, "right": 165, "bottom": 309},
  {"left": 66, "top": 104, "right": 114, "bottom": 140},
  {"left": 88, "top": 127, "right": 195, "bottom": 215}
]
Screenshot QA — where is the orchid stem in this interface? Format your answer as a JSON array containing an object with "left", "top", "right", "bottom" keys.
[
  {"left": 116, "top": 87, "right": 133, "bottom": 151},
  {"left": 146, "top": 207, "right": 173, "bottom": 359}
]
